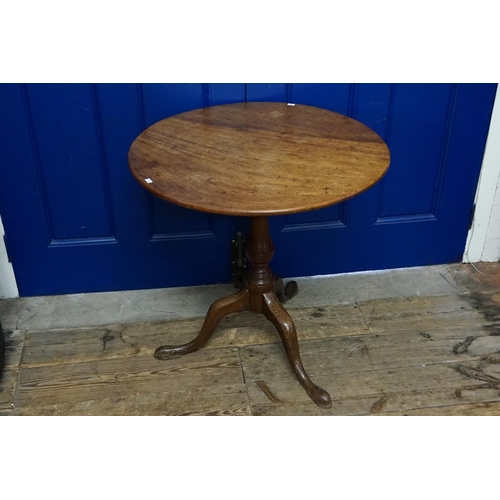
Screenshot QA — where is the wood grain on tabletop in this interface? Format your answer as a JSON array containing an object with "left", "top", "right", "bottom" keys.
[{"left": 128, "top": 102, "right": 390, "bottom": 216}]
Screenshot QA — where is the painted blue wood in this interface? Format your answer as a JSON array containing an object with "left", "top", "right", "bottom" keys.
[
  {"left": 208, "top": 84, "right": 245, "bottom": 105},
  {"left": 24, "top": 84, "right": 114, "bottom": 241},
  {"left": 379, "top": 84, "right": 454, "bottom": 218},
  {"left": 0, "top": 84, "right": 53, "bottom": 296},
  {"left": 289, "top": 83, "right": 351, "bottom": 114},
  {"left": 0, "top": 83, "right": 238, "bottom": 295},
  {"left": 246, "top": 84, "right": 287, "bottom": 102},
  {"left": 342, "top": 84, "right": 393, "bottom": 228},
  {"left": 141, "top": 83, "right": 206, "bottom": 126},
  {"left": 0, "top": 83, "right": 496, "bottom": 296}
]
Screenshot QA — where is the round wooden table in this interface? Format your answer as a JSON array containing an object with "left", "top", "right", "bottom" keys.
[{"left": 128, "top": 102, "right": 390, "bottom": 408}]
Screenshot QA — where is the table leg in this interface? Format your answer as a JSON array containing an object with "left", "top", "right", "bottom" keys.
[
  {"left": 154, "top": 288, "right": 249, "bottom": 360},
  {"left": 262, "top": 291, "right": 332, "bottom": 408},
  {"left": 246, "top": 216, "right": 331, "bottom": 408}
]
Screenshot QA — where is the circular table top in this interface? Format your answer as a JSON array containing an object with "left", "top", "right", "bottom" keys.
[{"left": 128, "top": 102, "right": 390, "bottom": 216}]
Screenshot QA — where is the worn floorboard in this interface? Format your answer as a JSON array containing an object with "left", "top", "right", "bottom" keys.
[
  {"left": 358, "top": 294, "right": 487, "bottom": 333},
  {"left": 6, "top": 385, "right": 251, "bottom": 416},
  {"left": 20, "top": 303, "right": 367, "bottom": 367},
  {"left": 1, "top": 263, "right": 500, "bottom": 416},
  {"left": 239, "top": 325, "right": 499, "bottom": 382},
  {"left": 248, "top": 361, "right": 500, "bottom": 416},
  {"left": 377, "top": 401, "right": 500, "bottom": 416},
  {"left": 0, "top": 330, "right": 25, "bottom": 410},
  {"left": 14, "top": 346, "right": 245, "bottom": 411}
]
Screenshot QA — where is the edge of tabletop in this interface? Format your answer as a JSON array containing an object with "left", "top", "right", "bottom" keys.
[{"left": 127, "top": 158, "right": 391, "bottom": 217}]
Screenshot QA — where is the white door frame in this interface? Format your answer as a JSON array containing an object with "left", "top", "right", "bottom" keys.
[
  {"left": 0, "top": 215, "right": 19, "bottom": 299},
  {"left": 463, "top": 87, "right": 500, "bottom": 263}
]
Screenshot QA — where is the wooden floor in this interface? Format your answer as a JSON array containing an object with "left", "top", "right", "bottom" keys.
[{"left": 1, "top": 263, "right": 500, "bottom": 416}]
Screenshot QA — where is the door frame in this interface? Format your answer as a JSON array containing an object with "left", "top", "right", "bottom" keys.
[
  {"left": 463, "top": 87, "right": 500, "bottom": 262},
  {"left": 0, "top": 215, "right": 18, "bottom": 299}
]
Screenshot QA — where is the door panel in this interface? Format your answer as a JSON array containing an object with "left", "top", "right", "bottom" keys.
[
  {"left": 379, "top": 84, "right": 453, "bottom": 218},
  {"left": 0, "top": 83, "right": 496, "bottom": 296},
  {"left": 268, "top": 84, "right": 497, "bottom": 279},
  {"left": 141, "top": 83, "right": 206, "bottom": 126},
  {"left": 290, "top": 83, "right": 352, "bottom": 114},
  {"left": 246, "top": 83, "right": 287, "bottom": 102},
  {"left": 0, "top": 84, "right": 242, "bottom": 295},
  {"left": 25, "top": 84, "right": 114, "bottom": 241}
]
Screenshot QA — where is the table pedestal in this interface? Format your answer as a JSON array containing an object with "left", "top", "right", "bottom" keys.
[{"left": 154, "top": 216, "right": 332, "bottom": 409}]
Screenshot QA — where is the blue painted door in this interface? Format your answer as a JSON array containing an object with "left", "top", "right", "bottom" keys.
[
  {"left": 0, "top": 83, "right": 496, "bottom": 296},
  {"left": 256, "top": 84, "right": 498, "bottom": 277}
]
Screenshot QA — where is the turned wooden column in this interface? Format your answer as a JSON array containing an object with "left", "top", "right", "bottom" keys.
[{"left": 246, "top": 216, "right": 275, "bottom": 313}]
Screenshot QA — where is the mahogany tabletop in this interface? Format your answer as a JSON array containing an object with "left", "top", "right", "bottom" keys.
[{"left": 128, "top": 102, "right": 390, "bottom": 217}]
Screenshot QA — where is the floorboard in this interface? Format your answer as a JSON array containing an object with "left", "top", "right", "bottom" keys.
[{"left": 1, "top": 263, "right": 500, "bottom": 416}]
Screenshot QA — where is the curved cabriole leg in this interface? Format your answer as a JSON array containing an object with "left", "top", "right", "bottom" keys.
[
  {"left": 154, "top": 288, "right": 249, "bottom": 360},
  {"left": 262, "top": 291, "right": 332, "bottom": 408}
]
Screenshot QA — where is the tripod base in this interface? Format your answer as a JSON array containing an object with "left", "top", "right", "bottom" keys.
[{"left": 154, "top": 217, "right": 331, "bottom": 409}]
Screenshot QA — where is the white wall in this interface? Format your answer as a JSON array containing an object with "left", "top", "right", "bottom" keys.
[
  {"left": 464, "top": 88, "right": 500, "bottom": 263},
  {"left": 0, "top": 216, "right": 19, "bottom": 299}
]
